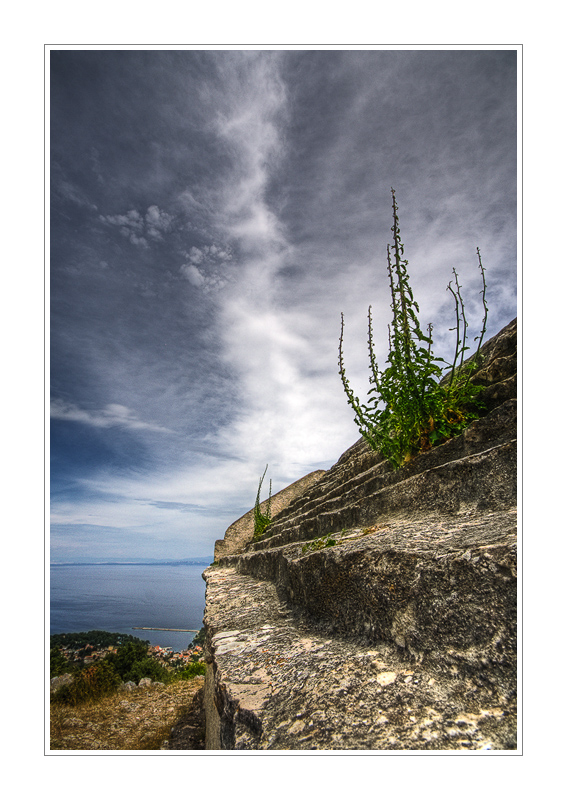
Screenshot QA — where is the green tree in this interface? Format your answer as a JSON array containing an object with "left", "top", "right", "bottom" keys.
[
  {"left": 50, "top": 647, "right": 70, "bottom": 678},
  {"left": 122, "top": 656, "right": 169, "bottom": 684},
  {"left": 106, "top": 640, "right": 150, "bottom": 680},
  {"left": 106, "top": 640, "right": 171, "bottom": 684}
]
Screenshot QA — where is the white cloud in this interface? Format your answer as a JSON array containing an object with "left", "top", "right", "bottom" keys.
[
  {"left": 178, "top": 55, "right": 360, "bottom": 480},
  {"left": 180, "top": 263, "right": 205, "bottom": 287},
  {"left": 188, "top": 246, "right": 204, "bottom": 264},
  {"left": 145, "top": 205, "right": 173, "bottom": 239},
  {"left": 100, "top": 205, "right": 173, "bottom": 247},
  {"left": 50, "top": 454, "right": 276, "bottom": 558},
  {"left": 50, "top": 399, "right": 173, "bottom": 433},
  {"left": 126, "top": 232, "right": 148, "bottom": 248},
  {"left": 105, "top": 209, "right": 144, "bottom": 231},
  {"left": 179, "top": 242, "right": 234, "bottom": 292},
  {"left": 170, "top": 54, "right": 361, "bottom": 485},
  {"left": 53, "top": 167, "right": 98, "bottom": 210}
]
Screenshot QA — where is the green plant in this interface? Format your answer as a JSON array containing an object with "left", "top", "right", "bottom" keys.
[
  {"left": 301, "top": 533, "right": 338, "bottom": 554},
  {"left": 50, "top": 647, "right": 70, "bottom": 678},
  {"left": 339, "top": 188, "right": 488, "bottom": 469},
  {"left": 253, "top": 464, "right": 273, "bottom": 540},
  {"left": 52, "top": 661, "right": 122, "bottom": 706},
  {"left": 106, "top": 640, "right": 149, "bottom": 679},
  {"left": 175, "top": 661, "right": 207, "bottom": 680},
  {"left": 122, "top": 656, "right": 170, "bottom": 685}
]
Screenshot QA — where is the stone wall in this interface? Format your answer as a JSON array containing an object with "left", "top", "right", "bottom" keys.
[
  {"left": 214, "top": 470, "right": 326, "bottom": 560},
  {"left": 203, "top": 319, "right": 517, "bottom": 750}
]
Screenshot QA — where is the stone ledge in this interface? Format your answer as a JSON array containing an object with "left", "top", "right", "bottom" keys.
[
  {"left": 219, "top": 508, "right": 517, "bottom": 678},
  {"left": 203, "top": 566, "right": 516, "bottom": 750},
  {"left": 254, "top": 399, "right": 516, "bottom": 550},
  {"left": 247, "top": 436, "right": 516, "bottom": 551}
]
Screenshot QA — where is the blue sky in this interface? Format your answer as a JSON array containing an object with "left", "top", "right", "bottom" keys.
[{"left": 50, "top": 48, "right": 517, "bottom": 562}]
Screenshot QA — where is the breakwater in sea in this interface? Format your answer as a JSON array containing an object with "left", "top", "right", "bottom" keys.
[{"left": 51, "top": 563, "right": 207, "bottom": 652}]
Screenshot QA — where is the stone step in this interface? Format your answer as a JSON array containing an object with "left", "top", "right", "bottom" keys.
[
  {"left": 203, "top": 561, "right": 517, "bottom": 750},
  {"left": 258, "top": 399, "right": 516, "bottom": 548},
  {"left": 204, "top": 318, "right": 517, "bottom": 751},
  {"left": 247, "top": 413, "right": 516, "bottom": 553},
  {"left": 222, "top": 508, "right": 516, "bottom": 668}
]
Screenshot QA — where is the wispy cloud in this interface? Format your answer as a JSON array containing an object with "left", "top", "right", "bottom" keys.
[
  {"left": 51, "top": 400, "right": 173, "bottom": 434},
  {"left": 180, "top": 53, "right": 356, "bottom": 477},
  {"left": 50, "top": 50, "right": 517, "bottom": 561},
  {"left": 52, "top": 163, "right": 98, "bottom": 211}
]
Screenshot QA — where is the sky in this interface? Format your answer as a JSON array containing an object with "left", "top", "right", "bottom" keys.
[{"left": 49, "top": 47, "right": 517, "bottom": 563}]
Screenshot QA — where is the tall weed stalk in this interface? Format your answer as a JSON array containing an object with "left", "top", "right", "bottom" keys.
[{"left": 339, "top": 188, "right": 488, "bottom": 469}]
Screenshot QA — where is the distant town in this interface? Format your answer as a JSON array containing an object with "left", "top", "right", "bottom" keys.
[
  {"left": 50, "top": 629, "right": 206, "bottom": 674},
  {"left": 56, "top": 641, "right": 204, "bottom": 669}
]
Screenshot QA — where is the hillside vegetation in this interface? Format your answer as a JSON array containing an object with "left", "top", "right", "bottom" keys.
[{"left": 50, "top": 629, "right": 207, "bottom": 750}]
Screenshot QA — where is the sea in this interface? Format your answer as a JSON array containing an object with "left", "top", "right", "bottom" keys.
[{"left": 50, "top": 563, "right": 208, "bottom": 653}]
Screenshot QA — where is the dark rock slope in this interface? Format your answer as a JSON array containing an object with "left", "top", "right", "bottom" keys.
[{"left": 203, "top": 318, "right": 517, "bottom": 751}]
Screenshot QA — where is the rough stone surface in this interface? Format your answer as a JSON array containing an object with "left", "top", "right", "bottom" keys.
[
  {"left": 165, "top": 688, "right": 206, "bottom": 750},
  {"left": 225, "top": 509, "right": 516, "bottom": 677},
  {"left": 203, "top": 319, "right": 517, "bottom": 751},
  {"left": 203, "top": 566, "right": 515, "bottom": 751},
  {"left": 214, "top": 470, "right": 326, "bottom": 560}
]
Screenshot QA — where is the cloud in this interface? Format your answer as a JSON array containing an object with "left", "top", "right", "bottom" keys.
[
  {"left": 179, "top": 243, "right": 234, "bottom": 292},
  {"left": 180, "top": 263, "right": 205, "bottom": 287},
  {"left": 169, "top": 54, "right": 381, "bottom": 481},
  {"left": 55, "top": 178, "right": 98, "bottom": 211},
  {"left": 188, "top": 246, "right": 204, "bottom": 264},
  {"left": 49, "top": 454, "right": 275, "bottom": 560},
  {"left": 145, "top": 205, "right": 174, "bottom": 240},
  {"left": 100, "top": 204, "right": 173, "bottom": 247},
  {"left": 50, "top": 400, "right": 173, "bottom": 434},
  {"left": 50, "top": 50, "right": 517, "bottom": 561},
  {"left": 177, "top": 54, "right": 360, "bottom": 477}
]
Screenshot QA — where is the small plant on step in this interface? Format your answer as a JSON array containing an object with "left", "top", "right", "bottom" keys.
[
  {"left": 301, "top": 532, "right": 339, "bottom": 554},
  {"left": 253, "top": 464, "right": 273, "bottom": 541},
  {"left": 339, "top": 188, "right": 488, "bottom": 469}
]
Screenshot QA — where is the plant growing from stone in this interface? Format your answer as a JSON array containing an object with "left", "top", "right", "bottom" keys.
[
  {"left": 301, "top": 532, "right": 339, "bottom": 554},
  {"left": 339, "top": 188, "right": 488, "bottom": 469},
  {"left": 253, "top": 464, "right": 272, "bottom": 541}
]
